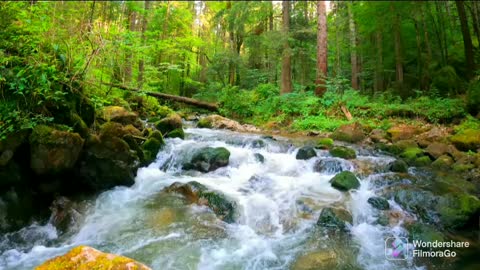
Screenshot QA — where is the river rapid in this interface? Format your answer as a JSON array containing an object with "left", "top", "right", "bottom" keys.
[{"left": 0, "top": 127, "right": 436, "bottom": 270}]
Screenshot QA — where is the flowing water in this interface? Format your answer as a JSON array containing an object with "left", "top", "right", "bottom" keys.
[{"left": 0, "top": 127, "right": 429, "bottom": 270}]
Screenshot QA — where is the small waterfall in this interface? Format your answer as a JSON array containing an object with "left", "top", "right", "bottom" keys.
[{"left": 0, "top": 128, "right": 421, "bottom": 270}]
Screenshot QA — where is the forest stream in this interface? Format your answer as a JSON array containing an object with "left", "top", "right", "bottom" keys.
[{"left": 2, "top": 123, "right": 476, "bottom": 270}]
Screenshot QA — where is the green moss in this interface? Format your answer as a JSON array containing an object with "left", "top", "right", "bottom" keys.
[
  {"left": 157, "top": 106, "right": 174, "bottom": 119},
  {"left": 149, "top": 130, "right": 164, "bottom": 142},
  {"left": 330, "top": 171, "right": 360, "bottom": 191},
  {"left": 437, "top": 194, "right": 480, "bottom": 229},
  {"left": 329, "top": 146, "right": 356, "bottom": 159},
  {"left": 29, "top": 125, "right": 55, "bottom": 145},
  {"left": 165, "top": 128, "right": 185, "bottom": 139},
  {"left": 413, "top": 156, "right": 432, "bottom": 167},
  {"left": 142, "top": 138, "right": 163, "bottom": 163},
  {"left": 452, "top": 163, "right": 475, "bottom": 172},
  {"left": 155, "top": 114, "right": 182, "bottom": 135},
  {"left": 449, "top": 129, "right": 480, "bottom": 151},
  {"left": 400, "top": 147, "right": 423, "bottom": 160},
  {"left": 406, "top": 223, "right": 445, "bottom": 243},
  {"left": 197, "top": 118, "right": 212, "bottom": 128},
  {"left": 70, "top": 113, "right": 89, "bottom": 138},
  {"left": 317, "top": 138, "right": 334, "bottom": 149}
]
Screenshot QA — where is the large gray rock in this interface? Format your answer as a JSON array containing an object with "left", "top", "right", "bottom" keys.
[
  {"left": 183, "top": 147, "right": 230, "bottom": 172},
  {"left": 296, "top": 146, "right": 317, "bottom": 160}
]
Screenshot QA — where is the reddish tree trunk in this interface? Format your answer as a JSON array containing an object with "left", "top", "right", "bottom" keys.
[{"left": 281, "top": 1, "right": 292, "bottom": 94}]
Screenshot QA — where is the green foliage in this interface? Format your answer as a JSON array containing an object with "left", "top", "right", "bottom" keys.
[
  {"left": 454, "top": 115, "right": 480, "bottom": 133},
  {"left": 292, "top": 115, "right": 348, "bottom": 132},
  {"left": 466, "top": 80, "right": 480, "bottom": 115}
]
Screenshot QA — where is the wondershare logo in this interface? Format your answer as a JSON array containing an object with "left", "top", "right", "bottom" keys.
[{"left": 385, "top": 237, "right": 408, "bottom": 260}]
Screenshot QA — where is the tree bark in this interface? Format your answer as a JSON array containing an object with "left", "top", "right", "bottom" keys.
[
  {"left": 374, "top": 30, "right": 383, "bottom": 92},
  {"left": 281, "top": 0, "right": 292, "bottom": 94},
  {"left": 124, "top": 6, "right": 137, "bottom": 84},
  {"left": 456, "top": 1, "right": 475, "bottom": 80},
  {"left": 315, "top": 0, "right": 327, "bottom": 96},
  {"left": 137, "top": 0, "right": 150, "bottom": 88},
  {"left": 391, "top": 4, "right": 404, "bottom": 83},
  {"left": 348, "top": 3, "right": 359, "bottom": 90}
]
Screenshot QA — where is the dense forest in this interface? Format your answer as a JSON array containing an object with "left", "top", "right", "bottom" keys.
[{"left": 1, "top": 1, "right": 480, "bottom": 270}]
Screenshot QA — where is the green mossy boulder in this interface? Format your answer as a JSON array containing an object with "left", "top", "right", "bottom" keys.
[
  {"left": 330, "top": 123, "right": 366, "bottom": 143},
  {"left": 394, "top": 140, "right": 418, "bottom": 151},
  {"left": 413, "top": 156, "right": 432, "bottom": 167},
  {"left": 165, "top": 128, "right": 185, "bottom": 139},
  {"left": 165, "top": 181, "right": 237, "bottom": 223},
  {"left": 387, "top": 124, "right": 420, "bottom": 142},
  {"left": 197, "top": 117, "right": 213, "bottom": 128},
  {"left": 406, "top": 223, "right": 445, "bottom": 243},
  {"left": 392, "top": 189, "right": 438, "bottom": 224},
  {"left": 316, "top": 207, "right": 353, "bottom": 230},
  {"left": 99, "top": 122, "right": 142, "bottom": 139},
  {"left": 183, "top": 147, "right": 230, "bottom": 172},
  {"left": 425, "top": 142, "right": 450, "bottom": 160},
  {"left": 436, "top": 194, "right": 480, "bottom": 229},
  {"left": 142, "top": 138, "right": 164, "bottom": 163},
  {"left": 367, "top": 196, "right": 390, "bottom": 210},
  {"left": 389, "top": 159, "right": 408, "bottom": 173},
  {"left": 70, "top": 113, "right": 89, "bottom": 138},
  {"left": 432, "top": 155, "right": 454, "bottom": 169},
  {"left": 36, "top": 245, "right": 151, "bottom": 270},
  {"left": 155, "top": 114, "right": 182, "bottom": 135},
  {"left": 101, "top": 106, "right": 139, "bottom": 126},
  {"left": 449, "top": 129, "right": 480, "bottom": 152},
  {"left": 316, "top": 138, "right": 334, "bottom": 149},
  {"left": 329, "top": 146, "right": 356, "bottom": 159},
  {"left": 296, "top": 146, "right": 317, "bottom": 160},
  {"left": 330, "top": 171, "right": 360, "bottom": 191},
  {"left": 29, "top": 125, "right": 84, "bottom": 175}
]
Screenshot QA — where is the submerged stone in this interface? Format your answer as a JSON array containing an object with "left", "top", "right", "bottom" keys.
[
  {"left": 389, "top": 159, "right": 408, "bottom": 173},
  {"left": 313, "top": 158, "right": 349, "bottom": 174},
  {"left": 330, "top": 171, "right": 360, "bottom": 191},
  {"left": 292, "top": 250, "right": 337, "bottom": 270},
  {"left": 316, "top": 207, "right": 352, "bottom": 230},
  {"left": 296, "top": 146, "right": 317, "bottom": 160},
  {"left": 183, "top": 147, "right": 230, "bottom": 172},
  {"left": 367, "top": 196, "right": 390, "bottom": 210},
  {"left": 254, "top": 153, "right": 265, "bottom": 163}
]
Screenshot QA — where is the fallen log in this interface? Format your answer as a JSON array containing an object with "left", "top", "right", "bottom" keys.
[{"left": 101, "top": 82, "right": 219, "bottom": 112}]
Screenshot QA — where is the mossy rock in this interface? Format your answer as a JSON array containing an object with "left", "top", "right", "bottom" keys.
[
  {"left": 142, "top": 138, "right": 164, "bottom": 163},
  {"left": 449, "top": 129, "right": 480, "bottom": 152},
  {"left": 431, "top": 155, "right": 454, "bottom": 169},
  {"left": 296, "top": 146, "right": 317, "bottom": 160},
  {"left": 400, "top": 147, "right": 425, "bottom": 165},
  {"left": 316, "top": 207, "right": 352, "bottom": 230},
  {"left": 101, "top": 106, "right": 139, "bottom": 126},
  {"left": 436, "top": 194, "right": 480, "bottom": 229},
  {"left": 36, "top": 245, "right": 151, "bottom": 270},
  {"left": 389, "top": 159, "right": 408, "bottom": 173},
  {"left": 392, "top": 189, "right": 438, "bottom": 224},
  {"left": 99, "top": 122, "right": 142, "bottom": 139},
  {"left": 29, "top": 125, "right": 84, "bottom": 175},
  {"left": 452, "top": 163, "right": 475, "bottom": 172},
  {"left": 393, "top": 140, "right": 418, "bottom": 151},
  {"left": 329, "top": 146, "right": 356, "bottom": 159},
  {"left": 375, "top": 143, "right": 403, "bottom": 155},
  {"left": 149, "top": 130, "right": 164, "bottom": 142},
  {"left": 367, "top": 196, "right": 390, "bottom": 210},
  {"left": 406, "top": 223, "right": 445, "bottom": 243},
  {"left": 76, "top": 95, "right": 95, "bottom": 127},
  {"left": 330, "top": 123, "right": 365, "bottom": 143},
  {"left": 387, "top": 124, "right": 420, "bottom": 142},
  {"left": 316, "top": 138, "right": 334, "bottom": 149},
  {"left": 157, "top": 106, "right": 175, "bottom": 119},
  {"left": 165, "top": 128, "right": 185, "bottom": 139},
  {"left": 330, "top": 171, "right": 360, "bottom": 191},
  {"left": 183, "top": 147, "right": 230, "bottom": 172},
  {"left": 155, "top": 114, "right": 182, "bottom": 135},
  {"left": 413, "top": 156, "right": 432, "bottom": 167},
  {"left": 197, "top": 117, "right": 213, "bottom": 128},
  {"left": 70, "top": 113, "right": 89, "bottom": 138}
]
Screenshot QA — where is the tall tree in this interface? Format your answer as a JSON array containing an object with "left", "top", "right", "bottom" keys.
[
  {"left": 137, "top": 0, "right": 150, "bottom": 88},
  {"left": 456, "top": 1, "right": 475, "bottom": 80},
  {"left": 281, "top": 0, "right": 292, "bottom": 94},
  {"left": 391, "top": 3, "right": 404, "bottom": 84},
  {"left": 348, "top": 3, "right": 359, "bottom": 90},
  {"left": 315, "top": 0, "right": 327, "bottom": 96}
]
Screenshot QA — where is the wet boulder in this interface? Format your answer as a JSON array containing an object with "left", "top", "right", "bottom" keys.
[
  {"left": 329, "top": 146, "right": 356, "bottom": 159},
  {"left": 330, "top": 171, "right": 360, "bottom": 191},
  {"left": 101, "top": 106, "right": 140, "bottom": 127},
  {"left": 155, "top": 114, "right": 183, "bottom": 136},
  {"left": 367, "top": 196, "right": 390, "bottom": 210},
  {"left": 392, "top": 189, "right": 439, "bottom": 224},
  {"left": 406, "top": 223, "right": 445, "bottom": 243},
  {"left": 251, "top": 139, "right": 266, "bottom": 148},
  {"left": 184, "top": 147, "right": 230, "bottom": 172},
  {"left": 164, "top": 128, "right": 185, "bottom": 139},
  {"left": 436, "top": 193, "right": 480, "bottom": 229},
  {"left": 36, "top": 245, "right": 151, "bottom": 270},
  {"left": 313, "top": 158, "right": 349, "bottom": 174},
  {"left": 254, "top": 153, "right": 265, "bottom": 163},
  {"left": 142, "top": 131, "right": 165, "bottom": 163},
  {"left": 292, "top": 250, "right": 338, "bottom": 270},
  {"left": 425, "top": 142, "right": 451, "bottom": 160},
  {"left": 48, "top": 196, "right": 82, "bottom": 234},
  {"left": 316, "top": 207, "right": 353, "bottom": 230},
  {"left": 330, "top": 123, "right": 366, "bottom": 143},
  {"left": 369, "top": 129, "right": 388, "bottom": 143},
  {"left": 449, "top": 129, "right": 480, "bottom": 151},
  {"left": 296, "top": 146, "right": 317, "bottom": 160},
  {"left": 165, "top": 181, "right": 237, "bottom": 223},
  {"left": 197, "top": 114, "right": 260, "bottom": 132},
  {"left": 29, "top": 125, "right": 84, "bottom": 175},
  {"left": 431, "top": 155, "right": 454, "bottom": 170},
  {"left": 388, "top": 159, "right": 408, "bottom": 173},
  {"left": 387, "top": 124, "right": 421, "bottom": 142}
]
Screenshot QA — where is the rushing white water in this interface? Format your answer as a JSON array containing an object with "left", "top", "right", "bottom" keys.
[{"left": 0, "top": 127, "right": 424, "bottom": 270}]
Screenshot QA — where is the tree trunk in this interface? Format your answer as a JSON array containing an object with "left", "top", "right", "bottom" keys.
[
  {"left": 456, "top": 1, "right": 475, "bottom": 80},
  {"left": 315, "top": 1, "right": 327, "bottom": 96},
  {"left": 137, "top": 0, "right": 150, "bottom": 88},
  {"left": 421, "top": 4, "right": 432, "bottom": 89},
  {"left": 374, "top": 30, "right": 383, "bottom": 92},
  {"left": 392, "top": 4, "right": 404, "bottom": 83},
  {"left": 281, "top": 0, "right": 292, "bottom": 94},
  {"left": 348, "top": 3, "right": 358, "bottom": 90},
  {"left": 124, "top": 7, "right": 136, "bottom": 84}
]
